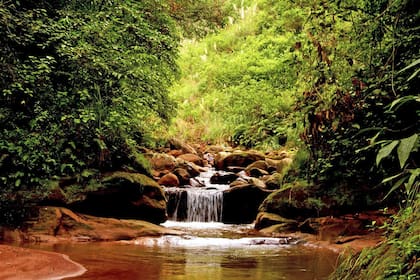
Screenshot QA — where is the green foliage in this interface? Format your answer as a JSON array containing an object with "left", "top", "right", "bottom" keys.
[
  {"left": 0, "top": 0, "right": 179, "bottom": 224},
  {"left": 292, "top": 0, "right": 419, "bottom": 204},
  {"left": 169, "top": 0, "right": 302, "bottom": 148},
  {"left": 168, "top": 0, "right": 235, "bottom": 38}
]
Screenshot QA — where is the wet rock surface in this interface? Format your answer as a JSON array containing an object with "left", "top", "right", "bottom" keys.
[
  {"left": 1, "top": 206, "right": 180, "bottom": 243},
  {"left": 222, "top": 184, "right": 272, "bottom": 224}
]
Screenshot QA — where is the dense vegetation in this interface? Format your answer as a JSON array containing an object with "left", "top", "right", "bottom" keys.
[{"left": 0, "top": 0, "right": 179, "bottom": 223}]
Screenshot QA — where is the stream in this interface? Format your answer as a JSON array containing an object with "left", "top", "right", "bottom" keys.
[
  {"left": 23, "top": 224, "right": 338, "bottom": 280},
  {"left": 23, "top": 169, "right": 338, "bottom": 279}
]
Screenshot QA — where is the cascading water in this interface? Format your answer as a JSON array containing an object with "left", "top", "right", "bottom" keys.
[{"left": 165, "top": 168, "right": 229, "bottom": 222}]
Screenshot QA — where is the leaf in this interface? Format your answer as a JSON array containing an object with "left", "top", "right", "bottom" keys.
[
  {"left": 398, "top": 58, "right": 420, "bottom": 74},
  {"left": 397, "top": 134, "right": 418, "bottom": 168},
  {"left": 381, "top": 171, "right": 404, "bottom": 184},
  {"left": 376, "top": 141, "right": 399, "bottom": 166},
  {"left": 407, "top": 68, "right": 420, "bottom": 81},
  {"left": 383, "top": 174, "right": 409, "bottom": 200}
]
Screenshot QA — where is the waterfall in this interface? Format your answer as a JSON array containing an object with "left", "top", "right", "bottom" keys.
[
  {"left": 165, "top": 169, "right": 229, "bottom": 222},
  {"left": 186, "top": 189, "right": 224, "bottom": 222}
]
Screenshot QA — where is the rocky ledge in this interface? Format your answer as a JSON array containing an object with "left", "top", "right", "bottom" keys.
[
  {"left": 0, "top": 245, "right": 86, "bottom": 280},
  {"left": 1, "top": 206, "right": 180, "bottom": 243}
]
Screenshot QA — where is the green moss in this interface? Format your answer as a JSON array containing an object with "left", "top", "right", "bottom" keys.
[{"left": 103, "top": 172, "right": 159, "bottom": 188}]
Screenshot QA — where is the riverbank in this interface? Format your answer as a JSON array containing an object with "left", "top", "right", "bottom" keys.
[{"left": 0, "top": 244, "right": 86, "bottom": 280}]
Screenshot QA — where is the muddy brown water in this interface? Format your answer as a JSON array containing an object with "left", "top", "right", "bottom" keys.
[{"left": 21, "top": 222, "right": 338, "bottom": 280}]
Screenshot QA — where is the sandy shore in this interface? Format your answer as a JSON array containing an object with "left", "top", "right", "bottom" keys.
[{"left": 0, "top": 245, "right": 86, "bottom": 280}]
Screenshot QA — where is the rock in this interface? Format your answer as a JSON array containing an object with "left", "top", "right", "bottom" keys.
[
  {"left": 147, "top": 153, "right": 177, "bottom": 172},
  {"left": 258, "top": 184, "right": 327, "bottom": 221},
  {"left": 315, "top": 216, "right": 366, "bottom": 241},
  {"left": 177, "top": 153, "right": 204, "bottom": 166},
  {"left": 167, "top": 149, "right": 184, "bottom": 158},
  {"left": 222, "top": 184, "right": 272, "bottom": 224},
  {"left": 216, "top": 151, "right": 265, "bottom": 170},
  {"left": 168, "top": 138, "right": 197, "bottom": 154},
  {"left": 254, "top": 212, "right": 298, "bottom": 231},
  {"left": 229, "top": 178, "right": 248, "bottom": 188},
  {"left": 245, "top": 160, "right": 269, "bottom": 173},
  {"left": 204, "top": 145, "right": 226, "bottom": 154},
  {"left": 158, "top": 173, "right": 180, "bottom": 187},
  {"left": 248, "top": 178, "right": 266, "bottom": 189},
  {"left": 265, "top": 150, "right": 289, "bottom": 160},
  {"left": 297, "top": 218, "right": 320, "bottom": 234},
  {"left": 248, "top": 168, "right": 269, "bottom": 178},
  {"left": 69, "top": 171, "right": 168, "bottom": 224},
  {"left": 173, "top": 167, "right": 191, "bottom": 185},
  {"left": 210, "top": 172, "right": 238, "bottom": 184},
  {"left": 263, "top": 173, "right": 284, "bottom": 190},
  {"left": 189, "top": 178, "right": 205, "bottom": 188},
  {"left": 265, "top": 157, "right": 293, "bottom": 173},
  {"left": 176, "top": 159, "right": 205, "bottom": 177},
  {"left": 226, "top": 166, "right": 245, "bottom": 173},
  {"left": 259, "top": 224, "right": 299, "bottom": 235},
  {"left": 0, "top": 244, "right": 86, "bottom": 279},
  {"left": 214, "top": 151, "right": 230, "bottom": 170},
  {"left": 4, "top": 207, "right": 180, "bottom": 242}
]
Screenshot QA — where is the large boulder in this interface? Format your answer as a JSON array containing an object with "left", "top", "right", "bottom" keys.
[
  {"left": 254, "top": 212, "right": 298, "bottom": 231},
  {"left": 173, "top": 167, "right": 191, "bottom": 186},
  {"left": 69, "top": 172, "right": 168, "bottom": 224},
  {"left": 175, "top": 159, "right": 204, "bottom": 177},
  {"left": 215, "top": 151, "right": 265, "bottom": 170},
  {"left": 177, "top": 153, "right": 204, "bottom": 167},
  {"left": 258, "top": 184, "right": 327, "bottom": 221},
  {"left": 147, "top": 153, "right": 177, "bottom": 173},
  {"left": 158, "top": 173, "right": 180, "bottom": 187},
  {"left": 222, "top": 184, "right": 272, "bottom": 224}
]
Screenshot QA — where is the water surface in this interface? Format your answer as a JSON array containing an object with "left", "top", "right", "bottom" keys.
[{"left": 24, "top": 222, "right": 338, "bottom": 280}]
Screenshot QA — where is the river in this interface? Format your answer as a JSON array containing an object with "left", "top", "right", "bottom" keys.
[{"left": 22, "top": 221, "right": 338, "bottom": 280}]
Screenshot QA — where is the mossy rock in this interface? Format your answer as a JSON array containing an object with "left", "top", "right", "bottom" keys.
[
  {"left": 68, "top": 172, "right": 167, "bottom": 224},
  {"left": 222, "top": 184, "right": 272, "bottom": 224},
  {"left": 255, "top": 212, "right": 298, "bottom": 231},
  {"left": 259, "top": 183, "right": 327, "bottom": 220},
  {"left": 216, "top": 151, "right": 265, "bottom": 170},
  {"left": 263, "top": 172, "right": 284, "bottom": 190},
  {"left": 245, "top": 160, "right": 269, "bottom": 173},
  {"left": 146, "top": 153, "right": 177, "bottom": 172}
]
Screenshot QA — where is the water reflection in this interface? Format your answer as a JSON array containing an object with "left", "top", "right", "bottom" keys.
[{"left": 24, "top": 241, "right": 337, "bottom": 280}]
